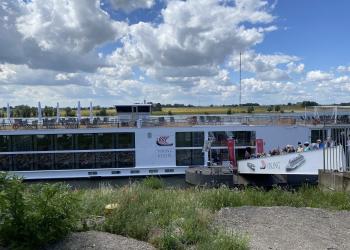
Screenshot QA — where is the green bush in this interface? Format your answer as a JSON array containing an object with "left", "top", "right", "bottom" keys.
[{"left": 0, "top": 173, "right": 80, "bottom": 249}]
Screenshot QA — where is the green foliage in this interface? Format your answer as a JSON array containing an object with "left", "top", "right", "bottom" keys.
[
  {"left": 100, "top": 184, "right": 247, "bottom": 249},
  {"left": 142, "top": 177, "right": 165, "bottom": 189},
  {"left": 267, "top": 105, "right": 273, "bottom": 112},
  {"left": 197, "top": 231, "right": 248, "bottom": 250},
  {"left": 64, "top": 107, "right": 75, "bottom": 117},
  {"left": 274, "top": 105, "right": 281, "bottom": 112},
  {"left": 247, "top": 106, "right": 254, "bottom": 113},
  {"left": 168, "top": 110, "right": 173, "bottom": 116},
  {"left": 98, "top": 107, "right": 108, "bottom": 116},
  {"left": 226, "top": 108, "right": 232, "bottom": 115},
  {"left": 43, "top": 106, "right": 55, "bottom": 117},
  {"left": 0, "top": 173, "right": 80, "bottom": 249}
]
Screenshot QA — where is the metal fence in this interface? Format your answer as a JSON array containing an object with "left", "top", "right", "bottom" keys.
[
  {"left": 2, "top": 113, "right": 350, "bottom": 131},
  {"left": 323, "top": 127, "right": 350, "bottom": 172}
]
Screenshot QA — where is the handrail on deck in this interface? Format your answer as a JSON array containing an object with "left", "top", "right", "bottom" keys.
[{"left": 0, "top": 113, "right": 350, "bottom": 130}]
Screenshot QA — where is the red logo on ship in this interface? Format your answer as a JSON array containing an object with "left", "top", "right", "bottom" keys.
[{"left": 156, "top": 136, "right": 173, "bottom": 146}]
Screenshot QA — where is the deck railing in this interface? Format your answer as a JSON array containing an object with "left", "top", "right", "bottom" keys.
[{"left": 0, "top": 113, "right": 349, "bottom": 131}]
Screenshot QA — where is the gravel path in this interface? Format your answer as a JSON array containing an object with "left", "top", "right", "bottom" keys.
[
  {"left": 214, "top": 206, "right": 350, "bottom": 250},
  {"left": 46, "top": 231, "right": 155, "bottom": 250}
]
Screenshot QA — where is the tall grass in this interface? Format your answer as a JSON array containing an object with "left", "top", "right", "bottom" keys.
[
  {"left": 2, "top": 174, "right": 349, "bottom": 249},
  {"left": 78, "top": 181, "right": 350, "bottom": 249}
]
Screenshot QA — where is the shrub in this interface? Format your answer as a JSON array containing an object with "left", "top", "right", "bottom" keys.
[{"left": 0, "top": 174, "right": 80, "bottom": 249}]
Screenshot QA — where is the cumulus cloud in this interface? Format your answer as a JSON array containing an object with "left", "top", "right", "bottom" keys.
[
  {"left": 0, "top": 0, "right": 127, "bottom": 72},
  {"left": 111, "top": 0, "right": 276, "bottom": 84},
  {"left": 337, "top": 65, "right": 350, "bottom": 73},
  {"left": 287, "top": 62, "right": 304, "bottom": 74},
  {"left": 229, "top": 51, "right": 302, "bottom": 81},
  {"left": 109, "top": 0, "right": 154, "bottom": 13},
  {"left": 306, "top": 70, "right": 333, "bottom": 82}
]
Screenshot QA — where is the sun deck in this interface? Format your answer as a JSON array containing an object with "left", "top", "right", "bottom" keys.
[{"left": 0, "top": 113, "right": 349, "bottom": 131}]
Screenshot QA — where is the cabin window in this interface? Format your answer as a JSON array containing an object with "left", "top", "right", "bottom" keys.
[
  {"left": 35, "top": 134, "right": 54, "bottom": 151},
  {"left": 12, "top": 135, "right": 33, "bottom": 151},
  {"left": 76, "top": 152, "right": 95, "bottom": 169},
  {"left": 176, "top": 149, "right": 204, "bottom": 166},
  {"left": 175, "top": 132, "right": 204, "bottom": 147},
  {"left": 116, "top": 133, "right": 135, "bottom": 149},
  {"left": 12, "top": 154, "right": 33, "bottom": 171},
  {"left": 116, "top": 106, "right": 132, "bottom": 112},
  {"left": 0, "top": 136, "right": 10, "bottom": 152},
  {"left": 137, "top": 106, "right": 151, "bottom": 112},
  {"left": 209, "top": 131, "right": 234, "bottom": 147},
  {"left": 76, "top": 133, "right": 95, "bottom": 150},
  {"left": 210, "top": 148, "right": 229, "bottom": 164},
  {"left": 96, "top": 133, "right": 114, "bottom": 149},
  {"left": 311, "top": 129, "right": 327, "bottom": 143},
  {"left": 234, "top": 131, "right": 256, "bottom": 146},
  {"left": 95, "top": 152, "right": 115, "bottom": 168},
  {"left": 0, "top": 155, "right": 11, "bottom": 171},
  {"left": 54, "top": 153, "right": 75, "bottom": 170},
  {"left": 34, "top": 154, "right": 54, "bottom": 170},
  {"left": 116, "top": 151, "right": 135, "bottom": 168},
  {"left": 55, "top": 134, "right": 74, "bottom": 150}
]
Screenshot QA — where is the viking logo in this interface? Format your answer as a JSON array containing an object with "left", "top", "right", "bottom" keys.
[{"left": 156, "top": 136, "right": 173, "bottom": 146}]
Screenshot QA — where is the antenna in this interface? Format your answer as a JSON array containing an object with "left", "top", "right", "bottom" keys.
[{"left": 239, "top": 52, "right": 242, "bottom": 106}]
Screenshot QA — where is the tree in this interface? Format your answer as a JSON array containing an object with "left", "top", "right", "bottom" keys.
[
  {"left": 274, "top": 105, "right": 281, "bottom": 112},
  {"left": 247, "top": 106, "right": 254, "bottom": 113},
  {"left": 98, "top": 108, "right": 107, "bottom": 116},
  {"left": 300, "top": 101, "right": 318, "bottom": 107},
  {"left": 64, "top": 107, "right": 75, "bottom": 117},
  {"left": 267, "top": 106, "right": 273, "bottom": 112},
  {"left": 227, "top": 108, "right": 232, "bottom": 115},
  {"left": 43, "top": 106, "right": 54, "bottom": 117}
]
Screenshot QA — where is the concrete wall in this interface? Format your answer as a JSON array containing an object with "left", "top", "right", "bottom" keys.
[{"left": 318, "top": 170, "right": 350, "bottom": 192}]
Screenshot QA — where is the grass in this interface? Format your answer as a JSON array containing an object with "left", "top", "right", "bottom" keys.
[
  {"left": 152, "top": 105, "right": 305, "bottom": 115},
  {"left": 77, "top": 180, "right": 350, "bottom": 249},
  {"left": 2, "top": 175, "right": 350, "bottom": 249}
]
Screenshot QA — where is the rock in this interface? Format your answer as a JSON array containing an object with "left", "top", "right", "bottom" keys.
[{"left": 46, "top": 231, "right": 155, "bottom": 250}]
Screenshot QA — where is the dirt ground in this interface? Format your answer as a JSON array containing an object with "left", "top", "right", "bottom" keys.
[{"left": 214, "top": 206, "right": 350, "bottom": 250}]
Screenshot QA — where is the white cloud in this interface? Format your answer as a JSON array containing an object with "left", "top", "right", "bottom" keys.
[
  {"left": 337, "top": 65, "right": 350, "bottom": 73},
  {"left": 230, "top": 51, "right": 300, "bottom": 73},
  {"left": 109, "top": 0, "right": 154, "bottom": 13},
  {"left": 287, "top": 62, "right": 304, "bottom": 74},
  {"left": 0, "top": 0, "right": 127, "bottom": 72},
  {"left": 111, "top": 0, "right": 276, "bottom": 84},
  {"left": 306, "top": 70, "right": 333, "bottom": 82}
]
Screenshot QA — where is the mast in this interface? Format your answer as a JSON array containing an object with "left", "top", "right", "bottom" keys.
[{"left": 239, "top": 52, "right": 242, "bottom": 106}]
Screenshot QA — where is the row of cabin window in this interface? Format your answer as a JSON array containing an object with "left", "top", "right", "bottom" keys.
[
  {"left": 0, "top": 133, "right": 135, "bottom": 152},
  {"left": 175, "top": 131, "right": 256, "bottom": 147},
  {"left": 0, "top": 151, "right": 135, "bottom": 171}
]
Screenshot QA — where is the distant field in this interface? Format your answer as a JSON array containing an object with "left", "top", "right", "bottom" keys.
[
  {"left": 2, "top": 105, "right": 306, "bottom": 118},
  {"left": 152, "top": 105, "right": 305, "bottom": 115}
]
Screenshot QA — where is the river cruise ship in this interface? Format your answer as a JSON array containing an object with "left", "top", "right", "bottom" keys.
[{"left": 0, "top": 104, "right": 347, "bottom": 179}]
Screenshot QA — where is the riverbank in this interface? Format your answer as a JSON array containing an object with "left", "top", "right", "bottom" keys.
[{"left": 1, "top": 176, "right": 350, "bottom": 249}]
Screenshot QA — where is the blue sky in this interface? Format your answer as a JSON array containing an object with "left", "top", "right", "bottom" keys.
[
  {"left": 257, "top": 0, "right": 350, "bottom": 71},
  {"left": 1, "top": 0, "right": 350, "bottom": 106}
]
